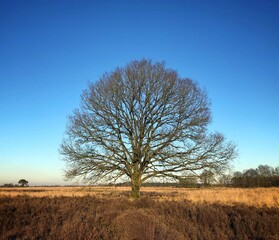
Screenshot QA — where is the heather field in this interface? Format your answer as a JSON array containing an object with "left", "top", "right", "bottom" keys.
[{"left": 0, "top": 187, "right": 279, "bottom": 239}]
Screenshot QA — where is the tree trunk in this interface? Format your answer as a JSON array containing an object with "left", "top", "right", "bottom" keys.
[
  {"left": 130, "top": 170, "right": 141, "bottom": 198},
  {"left": 131, "top": 182, "right": 140, "bottom": 198}
]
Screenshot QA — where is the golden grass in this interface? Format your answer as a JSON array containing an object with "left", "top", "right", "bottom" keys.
[{"left": 0, "top": 186, "right": 278, "bottom": 208}]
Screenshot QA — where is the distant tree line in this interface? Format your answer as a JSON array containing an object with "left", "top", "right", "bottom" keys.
[
  {"left": 1, "top": 183, "right": 19, "bottom": 188},
  {"left": 231, "top": 165, "right": 279, "bottom": 187},
  {"left": 177, "top": 164, "right": 279, "bottom": 188},
  {"left": 1, "top": 167, "right": 279, "bottom": 188}
]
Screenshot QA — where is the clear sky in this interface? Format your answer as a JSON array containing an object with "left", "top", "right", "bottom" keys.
[{"left": 0, "top": 0, "right": 278, "bottom": 185}]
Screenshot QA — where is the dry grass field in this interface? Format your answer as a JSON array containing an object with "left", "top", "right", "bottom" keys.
[
  {"left": 1, "top": 187, "right": 279, "bottom": 239},
  {"left": 0, "top": 186, "right": 278, "bottom": 208}
]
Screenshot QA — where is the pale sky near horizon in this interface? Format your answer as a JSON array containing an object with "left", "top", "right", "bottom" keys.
[{"left": 0, "top": 0, "right": 278, "bottom": 185}]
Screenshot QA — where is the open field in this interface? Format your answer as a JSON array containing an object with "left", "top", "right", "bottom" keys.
[
  {"left": 1, "top": 187, "right": 279, "bottom": 239},
  {"left": 0, "top": 186, "right": 279, "bottom": 208}
]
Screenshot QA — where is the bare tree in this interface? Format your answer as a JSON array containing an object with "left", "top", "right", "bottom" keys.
[
  {"left": 60, "top": 59, "right": 236, "bottom": 198},
  {"left": 200, "top": 170, "right": 215, "bottom": 186},
  {"left": 257, "top": 165, "right": 272, "bottom": 177}
]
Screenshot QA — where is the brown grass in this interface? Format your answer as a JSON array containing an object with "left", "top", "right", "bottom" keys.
[
  {"left": 1, "top": 186, "right": 278, "bottom": 208},
  {"left": 0, "top": 195, "right": 279, "bottom": 240}
]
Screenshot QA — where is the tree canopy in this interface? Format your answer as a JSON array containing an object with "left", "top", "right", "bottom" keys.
[
  {"left": 60, "top": 59, "right": 236, "bottom": 197},
  {"left": 18, "top": 179, "right": 28, "bottom": 187}
]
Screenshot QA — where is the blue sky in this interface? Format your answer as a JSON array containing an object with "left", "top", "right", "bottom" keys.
[{"left": 0, "top": 0, "right": 278, "bottom": 185}]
